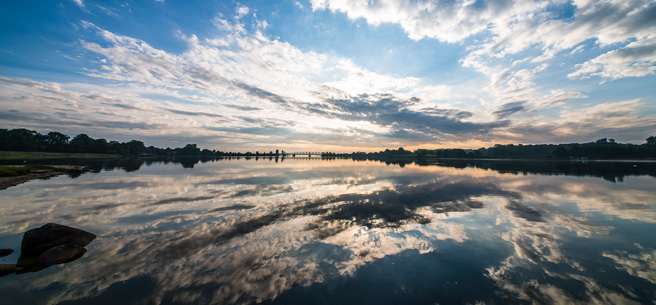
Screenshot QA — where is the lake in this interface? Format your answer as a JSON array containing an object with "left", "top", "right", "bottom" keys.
[{"left": 1, "top": 157, "right": 655, "bottom": 304}]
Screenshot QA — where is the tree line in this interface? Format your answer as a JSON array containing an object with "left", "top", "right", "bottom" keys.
[
  {"left": 0, "top": 128, "right": 146, "bottom": 155},
  {"left": 326, "top": 136, "right": 656, "bottom": 160},
  {"left": 0, "top": 128, "right": 282, "bottom": 157}
]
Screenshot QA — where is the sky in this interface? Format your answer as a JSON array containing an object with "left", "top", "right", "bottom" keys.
[{"left": 0, "top": 0, "right": 655, "bottom": 152}]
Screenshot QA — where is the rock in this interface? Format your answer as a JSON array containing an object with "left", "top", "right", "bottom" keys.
[
  {"left": 0, "top": 249, "right": 14, "bottom": 258},
  {"left": 0, "top": 264, "right": 21, "bottom": 276},
  {"left": 21, "top": 223, "right": 96, "bottom": 256},
  {"left": 35, "top": 244, "right": 87, "bottom": 266}
]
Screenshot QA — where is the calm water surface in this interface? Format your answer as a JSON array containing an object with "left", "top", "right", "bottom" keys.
[{"left": 1, "top": 158, "right": 655, "bottom": 304}]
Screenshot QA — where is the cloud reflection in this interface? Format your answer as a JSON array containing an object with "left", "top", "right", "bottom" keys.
[{"left": 0, "top": 160, "right": 654, "bottom": 304}]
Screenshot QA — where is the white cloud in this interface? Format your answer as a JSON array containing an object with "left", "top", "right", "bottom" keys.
[
  {"left": 312, "top": 0, "right": 655, "bottom": 62},
  {"left": 311, "top": 0, "right": 656, "bottom": 120},
  {"left": 72, "top": 0, "right": 84, "bottom": 8},
  {"left": 236, "top": 4, "right": 250, "bottom": 18},
  {"left": 569, "top": 34, "right": 656, "bottom": 80}
]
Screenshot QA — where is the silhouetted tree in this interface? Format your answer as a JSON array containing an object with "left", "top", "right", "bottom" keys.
[
  {"left": 6, "top": 128, "right": 42, "bottom": 151},
  {"left": 70, "top": 134, "right": 94, "bottom": 153},
  {"left": 126, "top": 140, "right": 146, "bottom": 155},
  {"left": 178, "top": 144, "right": 200, "bottom": 156},
  {"left": 45, "top": 131, "right": 69, "bottom": 152},
  {"left": 647, "top": 136, "right": 656, "bottom": 146},
  {"left": 109, "top": 141, "right": 127, "bottom": 154},
  {"left": 93, "top": 138, "right": 110, "bottom": 154}
]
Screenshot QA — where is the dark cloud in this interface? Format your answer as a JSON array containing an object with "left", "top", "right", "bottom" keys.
[
  {"left": 233, "top": 82, "right": 292, "bottom": 107},
  {"left": 0, "top": 110, "right": 159, "bottom": 131},
  {"left": 0, "top": 110, "right": 34, "bottom": 121},
  {"left": 163, "top": 108, "right": 224, "bottom": 118},
  {"left": 208, "top": 125, "right": 293, "bottom": 136},
  {"left": 493, "top": 101, "right": 525, "bottom": 119},
  {"left": 223, "top": 104, "right": 262, "bottom": 111},
  {"left": 304, "top": 93, "right": 508, "bottom": 140},
  {"left": 100, "top": 102, "right": 141, "bottom": 110}
]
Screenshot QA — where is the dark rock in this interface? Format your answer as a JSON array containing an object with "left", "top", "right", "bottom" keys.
[
  {"left": 21, "top": 223, "right": 96, "bottom": 256},
  {"left": 0, "top": 264, "right": 21, "bottom": 276},
  {"left": 0, "top": 248, "right": 14, "bottom": 258},
  {"left": 35, "top": 244, "right": 87, "bottom": 266}
]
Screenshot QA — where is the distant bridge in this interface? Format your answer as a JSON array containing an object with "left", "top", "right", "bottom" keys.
[{"left": 289, "top": 152, "right": 325, "bottom": 156}]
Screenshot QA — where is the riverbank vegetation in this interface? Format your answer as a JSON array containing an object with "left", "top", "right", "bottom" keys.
[
  {"left": 327, "top": 136, "right": 656, "bottom": 160},
  {"left": 2, "top": 128, "right": 655, "bottom": 160}
]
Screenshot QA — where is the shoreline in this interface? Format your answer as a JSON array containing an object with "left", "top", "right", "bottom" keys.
[{"left": 0, "top": 166, "right": 87, "bottom": 191}]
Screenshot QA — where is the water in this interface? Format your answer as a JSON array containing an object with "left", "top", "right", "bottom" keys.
[{"left": 1, "top": 158, "right": 655, "bottom": 304}]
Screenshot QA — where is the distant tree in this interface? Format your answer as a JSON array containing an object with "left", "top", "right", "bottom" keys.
[
  {"left": 0, "top": 129, "right": 8, "bottom": 150},
  {"left": 7, "top": 128, "right": 40, "bottom": 151},
  {"left": 109, "top": 141, "right": 127, "bottom": 154},
  {"left": 609, "top": 138, "right": 616, "bottom": 144},
  {"left": 595, "top": 138, "right": 608, "bottom": 144},
  {"left": 69, "top": 134, "right": 94, "bottom": 153},
  {"left": 126, "top": 140, "right": 146, "bottom": 155},
  {"left": 93, "top": 138, "right": 109, "bottom": 154},
  {"left": 553, "top": 146, "right": 569, "bottom": 158},
  {"left": 179, "top": 144, "right": 200, "bottom": 156},
  {"left": 647, "top": 136, "right": 656, "bottom": 146},
  {"left": 45, "top": 131, "right": 69, "bottom": 152}
]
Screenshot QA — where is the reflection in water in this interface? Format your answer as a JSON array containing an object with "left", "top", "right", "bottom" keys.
[{"left": 0, "top": 159, "right": 655, "bottom": 304}]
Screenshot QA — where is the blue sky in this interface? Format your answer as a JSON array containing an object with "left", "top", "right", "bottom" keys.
[{"left": 1, "top": 0, "right": 655, "bottom": 152}]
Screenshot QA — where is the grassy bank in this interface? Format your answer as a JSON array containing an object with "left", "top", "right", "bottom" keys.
[
  {"left": 0, "top": 151, "right": 122, "bottom": 160},
  {"left": 0, "top": 165, "right": 61, "bottom": 177}
]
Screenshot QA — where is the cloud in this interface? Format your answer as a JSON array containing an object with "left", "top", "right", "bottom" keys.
[
  {"left": 569, "top": 34, "right": 656, "bottom": 80},
  {"left": 163, "top": 108, "right": 225, "bottom": 118},
  {"left": 72, "top": 0, "right": 84, "bottom": 8},
  {"left": 497, "top": 99, "right": 656, "bottom": 143},
  {"left": 311, "top": 0, "right": 655, "bottom": 130},
  {"left": 306, "top": 93, "right": 508, "bottom": 140},
  {"left": 493, "top": 101, "right": 526, "bottom": 119},
  {"left": 3, "top": 4, "right": 652, "bottom": 150}
]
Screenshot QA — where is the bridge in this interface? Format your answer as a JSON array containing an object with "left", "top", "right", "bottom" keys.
[{"left": 288, "top": 152, "right": 325, "bottom": 157}]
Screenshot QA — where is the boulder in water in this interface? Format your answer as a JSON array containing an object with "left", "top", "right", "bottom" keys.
[{"left": 21, "top": 223, "right": 96, "bottom": 256}]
